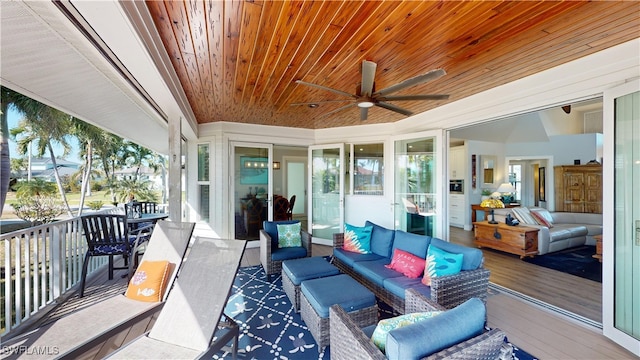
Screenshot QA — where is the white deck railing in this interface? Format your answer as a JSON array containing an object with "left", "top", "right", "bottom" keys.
[{"left": 0, "top": 207, "right": 122, "bottom": 337}]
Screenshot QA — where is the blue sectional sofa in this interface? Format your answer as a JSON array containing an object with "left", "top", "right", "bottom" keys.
[{"left": 333, "top": 221, "right": 490, "bottom": 314}]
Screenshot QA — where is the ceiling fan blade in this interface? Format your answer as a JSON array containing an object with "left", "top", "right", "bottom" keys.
[
  {"left": 375, "top": 102, "right": 413, "bottom": 116},
  {"left": 318, "top": 103, "right": 358, "bottom": 118},
  {"left": 361, "top": 60, "right": 377, "bottom": 97},
  {"left": 373, "top": 69, "right": 446, "bottom": 97},
  {"left": 377, "top": 94, "right": 449, "bottom": 101},
  {"left": 295, "top": 80, "right": 356, "bottom": 99},
  {"left": 290, "top": 99, "right": 354, "bottom": 106},
  {"left": 360, "top": 107, "right": 369, "bottom": 121}
]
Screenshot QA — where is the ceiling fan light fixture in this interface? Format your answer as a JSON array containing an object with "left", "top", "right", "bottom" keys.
[{"left": 358, "top": 101, "right": 374, "bottom": 108}]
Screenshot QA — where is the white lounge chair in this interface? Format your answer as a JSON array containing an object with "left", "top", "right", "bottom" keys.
[
  {"left": 1, "top": 221, "right": 196, "bottom": 360},
  {"left": 107, "top": 237, "right": 247, "bottom": 359}
]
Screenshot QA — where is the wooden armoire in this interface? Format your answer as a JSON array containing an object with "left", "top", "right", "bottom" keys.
[{"left": 553, "top": 164, "right": 603, "bottom": 213}]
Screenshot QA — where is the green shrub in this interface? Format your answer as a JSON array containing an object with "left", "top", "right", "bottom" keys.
[{"left": 87, "top": 201, "right": 104, "bottom": 210}]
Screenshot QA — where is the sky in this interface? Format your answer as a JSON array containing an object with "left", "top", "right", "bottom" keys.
[{"left": 6, "top": 107, "right": 82, "bottom": 164}]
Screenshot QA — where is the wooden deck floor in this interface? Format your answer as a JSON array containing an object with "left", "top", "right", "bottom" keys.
[{"left": 5, "top": 237, "right": 635, "bottom": 359}]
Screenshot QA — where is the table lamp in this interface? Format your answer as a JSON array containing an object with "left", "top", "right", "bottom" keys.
[
  {"left": 496, "top": 183, "right": 516, "bottom": 205},
  {"left": 480, "top": 198, "right": 505, "bottom": 224}
]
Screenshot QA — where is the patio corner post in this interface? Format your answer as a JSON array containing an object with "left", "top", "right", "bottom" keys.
[{"left": 169, "top": 116, "right": 182, "bottom": 221}]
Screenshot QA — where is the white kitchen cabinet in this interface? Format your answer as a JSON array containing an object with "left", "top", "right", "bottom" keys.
[
  {"left": 450, "top": 146, "right": 465, "bottom": 179},
  {"left": 449, "top": 194, "right": 465, "bottom": 228}
]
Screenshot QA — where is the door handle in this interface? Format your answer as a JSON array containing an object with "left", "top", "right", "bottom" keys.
[{"left": 636, "top": 220, "right": 640, "bottom": 246}]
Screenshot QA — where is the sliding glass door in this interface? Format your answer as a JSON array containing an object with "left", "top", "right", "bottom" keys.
[
  {"left": 393, "top": 131, "right": 443, "bottom": 238},
  {"left": 309, "top": 144, "right": 344, "bottom": 241},
  {"left": 232, "top": 143, "right": 273, "bottom": 241},
  {"left": 603, "top": 80, "right": 640, "bottom": 356}
]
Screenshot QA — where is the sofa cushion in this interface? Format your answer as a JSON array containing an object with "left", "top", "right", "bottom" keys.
[
  {"left": 343, "top": 223, "right": 373, "bottom": 254},
  {"left": 385, "top": 249, "right": 426, "bottom": 278},
  {"left": 333, "top": 248, "right": 385, "bottom": 268},
  {"left": 391, "top": 230, "right": 431, "bottom": 259},
  {"left": 371, "top": 311, "right": 442, "bottom": 352},
  {"left": 264, "top": 220, "right": 300, "bottom": 248},
  {"left": 549, "top": 224, "right": 588, "bottom": 242},
  {"left": 430, "top": 238, "right": 483, "bottom": 271},
  {"left": 511, "top": 207, "right": 538, "bottom": 225},
  {"left": 271, "top": 246, "right": 307, "bottom": 261},
  {"left": 352, "top": 258, "right": 403, "bottom": 287},
  {"left": 385, "top": 298, "right": 486, "bottom": 360},
  {"left": 422, "top": 245, "right": 464, "bottom": 286},
  {"left": 383, "top": 276, "right": 425, "bottom": 299},
  {"left": 365, "top": 221, "right": 395, "bottom": 258}
]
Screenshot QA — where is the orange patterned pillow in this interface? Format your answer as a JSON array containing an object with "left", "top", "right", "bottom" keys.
[{"left": 125, "top": 260, "right": 173, "bottom": 302}]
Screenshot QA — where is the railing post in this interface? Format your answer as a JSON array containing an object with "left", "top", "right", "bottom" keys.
[{"left": 51, "top": 222, "right": 64, "bottom": 299}]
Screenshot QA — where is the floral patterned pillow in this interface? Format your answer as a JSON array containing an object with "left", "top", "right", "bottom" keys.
[
  {"left": 371, "top": 311, "right": 442, "bottom": 352},
  {"left": 277, "top": 222, "right": 302, "bottom": 248},
  {"left": 422, "top": 245, "right": 464, "bottom": 286},
  {"left": 343, "top": 223, "right": 373, "bottom": 254}
]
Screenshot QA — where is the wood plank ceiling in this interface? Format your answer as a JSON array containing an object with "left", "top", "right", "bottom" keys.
[{"left": 146, "top": 0, "right": 640, "bottom": 129}]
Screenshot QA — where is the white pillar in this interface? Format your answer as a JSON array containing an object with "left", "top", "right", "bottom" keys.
[{"left": 168, "top": 116, "right": 182, "bottom": 221}]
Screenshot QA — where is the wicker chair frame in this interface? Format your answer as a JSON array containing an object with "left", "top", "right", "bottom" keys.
[
  {"left": 260, "top": 228, "right": 312, "bottom": 281},
  {"left": 330, "top": 288, "right": 510, "bottom": 360}
]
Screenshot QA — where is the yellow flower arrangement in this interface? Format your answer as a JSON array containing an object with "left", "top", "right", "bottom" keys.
[{"left": 480, "top": 198, "right": 505, "bottom": 208}]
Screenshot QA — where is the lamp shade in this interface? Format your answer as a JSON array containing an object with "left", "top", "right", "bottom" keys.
[{"left": 496, "top": 183, "right": 516, "bottom": 193}]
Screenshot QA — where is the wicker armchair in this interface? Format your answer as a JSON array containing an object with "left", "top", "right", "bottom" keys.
[
  {"left": 260, "top": 221, "right": 312, "bottom": 281},
  {"left": 330, "top": 289, "right": 509, "bottom": 360},
  {"left": 333, "top": 233, "right": 490, "bottom": 313}
]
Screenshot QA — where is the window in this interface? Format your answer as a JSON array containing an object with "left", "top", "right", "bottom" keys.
[
  {"left": 353, "top": 143, "right": 384, "bottom": 195},
  {"left": 508, "top": 164, "right": 522, "bottom": 202},
  {"left": 197, "top": 144, "right": 210, "bottom": 221}
]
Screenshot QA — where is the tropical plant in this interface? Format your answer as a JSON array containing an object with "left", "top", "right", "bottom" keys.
[
  {"left": 113, "top": 177, "right": 158, "bottom": 203},
  {"left": 87, "top": 200, "right": 104, "bottom": 210},
  {"left": 11, "top": 179, "right": 63, "bottom": 225},
  {"left": 73, "top": 119, "right": 110, "bottom": 216}
]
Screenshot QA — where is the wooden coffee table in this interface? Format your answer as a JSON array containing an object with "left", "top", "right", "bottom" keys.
[{"left": 473, "top": 221, "right": 539, "bottom": 258}]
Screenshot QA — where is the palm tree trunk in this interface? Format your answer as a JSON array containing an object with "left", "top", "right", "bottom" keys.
[
  {"left": 77, "top": 141, "right": 93, "bottom": 216},
  {"left": 0, "top": 101, "right": 10, "bottom": 217},
  {"left": 47, "top": 142, "right": 73, "bottom": 217}
]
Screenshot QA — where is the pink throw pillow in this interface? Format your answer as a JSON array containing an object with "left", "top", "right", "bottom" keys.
[
  {"left": 385, "top": 249, "right": 426, "bottom": 279},
  {"left": 530, "top": 210, "right": 553, "bottom": 228}
]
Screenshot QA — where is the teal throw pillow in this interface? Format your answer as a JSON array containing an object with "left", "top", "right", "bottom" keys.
[
  {"left": 343, "top": 223, "right": 372, "bottom": 254},
  {"left": 371, "top": 311, "right": 442, "bottom": 352},
  {"left": 277, "top": 223, "right": 302, "bottom": 248},
  {"left": 422, "top": 245, "right": 464, "bottom": 286}
]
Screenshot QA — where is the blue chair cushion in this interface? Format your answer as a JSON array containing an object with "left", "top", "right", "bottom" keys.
[
  {"left": 301, "top": 274, "right": 375, "bottom": 318},
  {"left": 392, "top": 230, "right": 431, "bottom": 259},
  {"left": 383, "top": 276, "right": 425, "bottom": 299},
  {"left": 333, "top": 248, "right": 385, "bottom": 268},
  {"left": 365, "top": 221, "right": 395, "bottom": 258},
  {"left": 91, "top": 243, "right": 128, "bottom": 255},
  {"left": 271, "top": 246, "right": 307, "bottom": 261},
  {"left": 352, "top": 258, "right": 402, "bottom": 287},
  {"left": 282, "top": 257, "right": 340, "bottom": 285},
  {"left": 385, "top": 298, "right": 486, "bottom": 360},
  {"left": 264, "top": 220, "right": 300, "bottom": 249},
  {"left": 430, "top": 238, "right": 483, "bottom": 271}
]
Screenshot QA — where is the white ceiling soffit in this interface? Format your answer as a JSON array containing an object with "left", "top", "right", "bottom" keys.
[
  {"left": 0, "top": 1, "right": 169, "bottom": 154},
  {"left": 451, "top": 112, "right": 549, "bottom": 144}
]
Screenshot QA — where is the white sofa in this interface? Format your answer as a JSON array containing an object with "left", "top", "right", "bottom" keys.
[{"left": 492, "top": 207, "right": 602, "bottom": 255}]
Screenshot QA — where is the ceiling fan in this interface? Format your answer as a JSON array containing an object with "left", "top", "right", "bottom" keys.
[{"left": 292, "top": 60, "right": 449, "bottom": 121}]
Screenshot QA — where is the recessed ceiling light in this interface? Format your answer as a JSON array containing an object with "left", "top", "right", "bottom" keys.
[{"left": 308, "top": 104, "right": 319, "bottom": 108}]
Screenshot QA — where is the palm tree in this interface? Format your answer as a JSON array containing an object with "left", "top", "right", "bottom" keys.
[
  {"left": 125, "top": 142, "right": 154, "bottom": 181},
  {"left": 10, "top": 106, "right": 74, "bottom": 217},
  {"left": 93, "top": 134, "right": 126, "bottom": 205},
  {"left": 73, "top": 119, "right": 108, "bottom": 216}
]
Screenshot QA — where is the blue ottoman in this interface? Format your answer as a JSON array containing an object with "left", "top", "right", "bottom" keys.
[
  {"left": 282, "top": 257, "right": 340, "bottom": 312},
  {"left": 300, "top": 274, "right": 378, "bottom": 350}
]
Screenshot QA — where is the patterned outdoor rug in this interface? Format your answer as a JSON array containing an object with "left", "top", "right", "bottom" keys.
[{"left": 214, "top": 264, "right": 536, "bottom": 360}]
